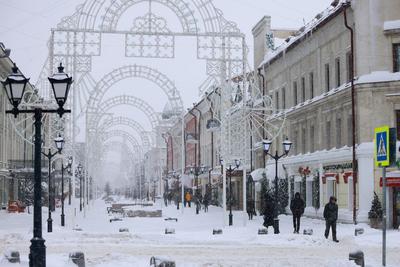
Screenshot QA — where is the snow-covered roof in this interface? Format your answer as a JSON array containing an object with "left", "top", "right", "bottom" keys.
[
  {"left": 384, "top": 20, "right": 400, "bottom": 31},
  {"left": 258, "top": 1, "right": 348, "bottom": 69}
]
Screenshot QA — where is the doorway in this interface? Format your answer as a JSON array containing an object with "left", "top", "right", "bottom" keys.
[{"left": 393, "top": 187, "right": 400, "bottom": 229}]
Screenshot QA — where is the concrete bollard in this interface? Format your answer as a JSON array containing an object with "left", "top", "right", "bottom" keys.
[
  {"left": 258, "top": 228, "right": 268, "bottom": 235},
  {"left": 303, "top": 229, "right": 313, "bottom": 235},
  {"left": 164, "top": 217, "right": 178, "bottom": 222},
  {"left": 69, "top": 251, "right": 85, "bottom": 267},
  {"left": 349, "top": 250, "right": 365, "bottom": 267},
  {"left": 150, "top": 256, "right": 176, "bottom": 267},
  {"left": 119, "top": 228, "right": 129, "bottom": 233},
  {"left": 4, "top": 250, "right": 20, "bottom": 263},
  {"left": 355, "top": 228, "right": 364, "bottom": 236},
  {"left": 165, "top": 228, "right": 175, "bottom": 234},
  {"left": 212, "top": 229, "right": 223, "bottom": 235},
  {"left": 109, "top": 217, "right": 123, "bottom": 223}
]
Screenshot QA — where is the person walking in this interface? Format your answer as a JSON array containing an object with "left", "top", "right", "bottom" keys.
[
  {"left": 290, "top": 192, "right": 305, "bottom": 234},
  {"left": 324, "top": 196, "right": 339, "bottom": 242},
  {"left": 247, "top": 198, "right": 256, "bottom": 220},
  {"left": 262, "top": 194, "right": 274, "bottom": 229},
  {"left": 185, "top": 191, "right": 192, "bottom": 208},
  {"left": 203, "top": 192, "right": 210, "bottom": 212}
]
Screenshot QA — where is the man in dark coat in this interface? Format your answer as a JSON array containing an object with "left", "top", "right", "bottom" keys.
[
  {"left": 324, "top": 196, "right": 339, "bottom": 242},
  {"left": 247, "top": 198, "right": 256, "bottom": 220},
  {"left": 262, "top": 195, "right": 274, "bottom": 229},
  {"left": 290, "top": 192, "right": 305, "bottom": 233}
]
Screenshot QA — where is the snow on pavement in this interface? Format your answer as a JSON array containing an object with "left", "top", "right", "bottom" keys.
[{"left": 0, "top": 198, "right": 399, "bottom": 266}]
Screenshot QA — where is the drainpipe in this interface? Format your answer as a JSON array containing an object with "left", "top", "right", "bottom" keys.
[
  {"left": 258, "top": 68, "right": 266, "bottom": 170},
  {"left": 192, "top": 106, "right": 202, "bottom": 168},
  {"left": 344, "top": 2, "right": 357, "bottom": 225}
]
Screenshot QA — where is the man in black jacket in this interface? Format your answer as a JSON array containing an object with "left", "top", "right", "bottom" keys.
[
  {"left": 324, "top": 196, "right": 339, "bottom": 242},
  {"left": 290, "top": 192, "right": 305, "bottom": 233}
]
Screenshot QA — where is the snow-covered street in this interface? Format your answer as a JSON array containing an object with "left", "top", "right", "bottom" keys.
[{"left": 0, "top": 199, "right": 399, "bottom": 266}]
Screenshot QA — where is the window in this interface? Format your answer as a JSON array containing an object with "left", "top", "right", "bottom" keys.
[
  {"left": 336, "top": 118, "right": 342, "bottom": 148},
  {"left": 282, "top": 87, "right": 286, "bottom": 109},
  {"left": 309, "top": 72, "right": 314, "bottom": 99},
  {"left": 394, "top": 44, "right": 400, "bottom": 72},
  {"left": 293, "top": 81, "right": 298, "bottom": 105},
  {"left": 275, "top": 91, "right": 279, "bottom": 110},
  {"left": 347, "top": 115, "right": 353, "bottom": 146},
  {"left": 346, "top": 52, "right": 353, "bottom": 83},
  {"left": 335, "top": 58, "right": 341, "bottom": 87},
  {"left": 327, "top": 179, "right": 337, "bottom": 202},
  {"left": 310, "top": 125, "right": 315, "bottom": 152},
  {"left": 325, "top": 63, "right": 330, "bottom": 91},
  {"left": 301, "top": 77, "right": 306, "bottom": 102},
  {"left": 306, "top": 181, "right": 313, "bottom": 207},
  {"left": 396, "top": 110, "right": 400, "bottom": 141},
  {"left": 302, "top": 127, "right": 306, "bottom": 154},
  {"left": 293, "top": 130, "right": 298, "bottom": 154},
  {"left": 326, "top": 121, "right": 331, "bottom": 148}
]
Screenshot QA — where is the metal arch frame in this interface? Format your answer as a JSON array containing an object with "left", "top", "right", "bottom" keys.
[
  {"left": 100, "top": 129, "right": 144, "bottom": 157},
  {"left": 88, "top": 95, "right": 160, "bottom": 131},
  {"left": 101, "top": 141, "right": 139, "bottom": 164},
  {"left": 87, "top": 65, "right": 184, "bottom": 115},
  {"left": 97, "top": 116, "right": 153, "bottom": 150},
  {"left": 59, "top": 0, "right": 232, "bottom": 33}
]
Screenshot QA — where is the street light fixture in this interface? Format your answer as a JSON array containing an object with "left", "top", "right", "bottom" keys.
[
  {"left": 41, "top": 134, "right": 64, "bottom": 233},
  {"left": 1, "top": 62, "right": 72, "bottom": 267},
  {"left": 222, "top": 159, "right": 240, "bottom": 226},
  {"left": 262, "top": 137, "right": 292, "bottom": 234}
]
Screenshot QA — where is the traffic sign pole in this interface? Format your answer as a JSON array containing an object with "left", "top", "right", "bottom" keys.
[{"left": 382, "top": 166, "right": 386, "bottom": 267}]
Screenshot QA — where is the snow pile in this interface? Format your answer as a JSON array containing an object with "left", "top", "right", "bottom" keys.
[{"left": 384, "top": 20, "right": 400, "bottom": 31}]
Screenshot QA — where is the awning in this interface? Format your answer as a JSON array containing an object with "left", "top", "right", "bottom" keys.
[
  {"left": 380, "top": 171, "right": 400, "bottom": 187},
  {"left": 250, "top": 168, "right": 266, "bottom": 182}
]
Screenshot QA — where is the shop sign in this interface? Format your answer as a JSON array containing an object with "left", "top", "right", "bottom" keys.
[
  {"left": 323, "top": 163, "right": 352, "bottom": 172},
  {"left": 380, "top": 177, "right": 400, "bottom": 187}
]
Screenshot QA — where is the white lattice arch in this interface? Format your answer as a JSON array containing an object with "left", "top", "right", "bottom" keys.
[
  {"left": 98, "top": 116, "right": 153, "bottom": 150},
  {"left": 102, "top": 141, "right": 139, "bottom": 163},
  {"left": 89, "top": 95, "right": 160, "bottom": 131},
  {"left": 101, "top": 129, "right": 143, "bottom": 158},
  {"left": 87, "top": 65, "right": 183, "bottom": 115}
]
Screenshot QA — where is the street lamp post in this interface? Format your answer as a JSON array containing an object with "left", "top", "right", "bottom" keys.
[
  {"left": 61, "top": 156, "right": 72, "bottom": 226},
  {"left": 1, "top": 62, "right": 72, "bottom": 267},
  {"left": 42, "top": 134, "right": 64, "bottom": 233},
  {"left": 262, "top": 138, "right": 293, "bottom": 234},
  {"left": 77, "top": 164, "right": 83, "bottom": 211},
  {"left": 189, "top": 165, "right": 206, "bottom": 214},
  {"left": 221, "top": 159, "right": 240, "bottom": 226}
]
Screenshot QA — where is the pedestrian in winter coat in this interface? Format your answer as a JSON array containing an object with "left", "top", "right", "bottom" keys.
[
  {"left": 323, "top": 196, "right": 339, "bottom": 242},
  {"left": 290, "top": 192, "right": 305, "bottom": 234},
  {"left": 185, "top": 192, "right": 192, "bottom": 207},
  {"left": 247, "top": 199, "right": 256, "bottom": 220},
  {"left": 203, "top": 192, "right": 210, "bottom": 212},
  {"left": 262, "top": 195, "right": 274, "bottom": 229}
]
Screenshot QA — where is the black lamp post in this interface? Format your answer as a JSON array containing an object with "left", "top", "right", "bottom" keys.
[
  {"left": 189, "top": 165, "right": 206, "bottom": 214},
  {"left": 1, "top": 62, "right": 72, "bottom": 267},
  {"left": 77, "top": 164, "right": 83, "bottom": 212},
  {"left": 221, "top": 159, "right": 240, "bottom": 226},
  {"left": 42, "top": 134, "right": 64, "bottom": 233},
  {"left": 60, "top": 156, "right": 72, "bottom": 226},
  {"left": 262, "top": 138, "right": 293, "bottom": 234}
]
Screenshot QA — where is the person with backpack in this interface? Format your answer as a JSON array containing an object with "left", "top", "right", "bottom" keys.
[{"left": 290, "top": 192, "right": 305, "bottom": 234}]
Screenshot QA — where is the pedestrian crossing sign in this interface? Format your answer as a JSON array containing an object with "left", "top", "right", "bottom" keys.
[{"left": 375, "top": 126, "right": 390, "bottom": 167}]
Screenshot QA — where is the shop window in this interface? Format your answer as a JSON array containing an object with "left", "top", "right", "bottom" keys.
[
  {"left": 393, "top": 43, "right": 400, "bottom": 72},
  {"left": 306, "top": 180, "right": 313, "bottom": 207},
  {"left": 327, "top": 179, "right": 337, "bottom": 202},
  {"left": 348, "top": 177, "right": 354, "bottom": 211},
  {"left": 294, "top": 181, "right": 301, "bottom": 194}
]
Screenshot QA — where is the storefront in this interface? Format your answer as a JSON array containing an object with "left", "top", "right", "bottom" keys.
[{"left": 380, "top": 171, "right": 400, "bottom": 229}]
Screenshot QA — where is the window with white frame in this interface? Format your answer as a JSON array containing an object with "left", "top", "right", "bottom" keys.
[
  {"left": 348, "top": 176, "right": 353, "bottom": 211},
  {"left": 326, "top": 179, "right": 337, "bottom": 202},
  {"left": 306, "top": 180, "right": 313, "bottom": 207}
]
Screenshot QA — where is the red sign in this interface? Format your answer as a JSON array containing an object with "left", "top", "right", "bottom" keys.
[{"left": 380, "top": 177, "right": 400, "bottom": 187}]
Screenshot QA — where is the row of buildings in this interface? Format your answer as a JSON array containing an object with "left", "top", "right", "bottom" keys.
[{"left": 155, "top": 0, "right": 400, "bottom": 228}]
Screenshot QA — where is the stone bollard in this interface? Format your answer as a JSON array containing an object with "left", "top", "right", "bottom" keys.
[
  {"left": 355, "top": 228, "right": 364, "bottom": 236},
  {"left": 119, "top": 228, "right": 129, "bottom": 233},
  {"left": 164, "top": 217, "right": 178, "bottom": 222},
  {"left": 258, "top": 228, "right": 268, "bottom": 235},
  {"left": 349, "top": 250, "right": 365, "bottom": 267},
  {"left": 69, "top": 251, "right": 85, "bottom": 267},
  {"left": 109, "top": 217, "right": 123, "bottom": 223},
  {"left": 303, "top": 229, "right": 313, "bottom": 235},
  {"left": 4, "top": 250, "right": 20, "bottom": 263},
  {"left": 150, "top": 256, "right": 176, "bottom": 267},
  {"left": 212, "top": 229, "right": 223, "bottom": 235},
  {"left": 165, "top": 228, "right": 175, "bottom": 234}
]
